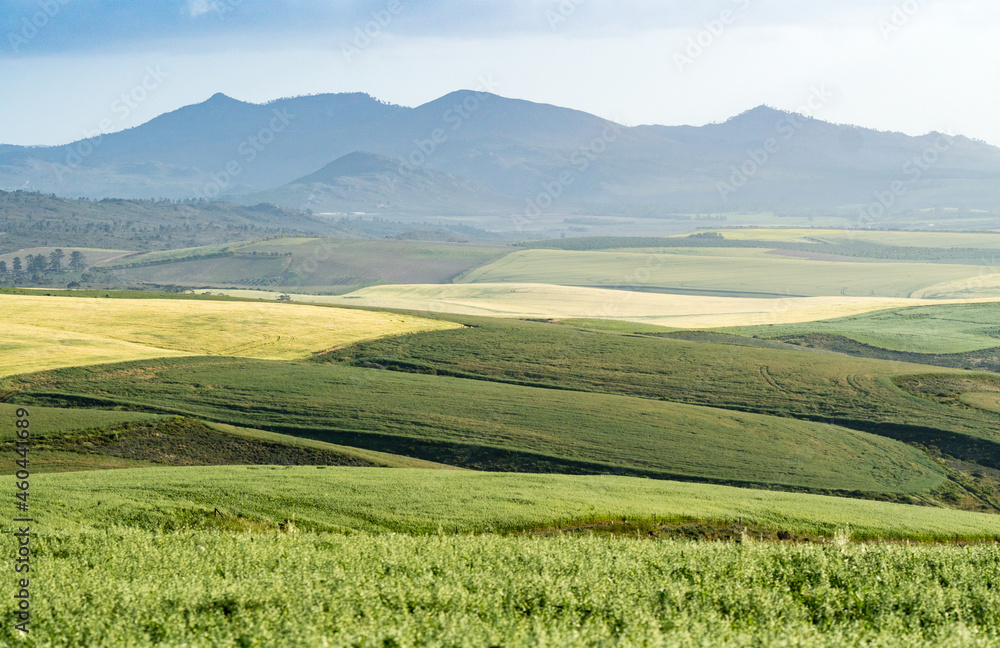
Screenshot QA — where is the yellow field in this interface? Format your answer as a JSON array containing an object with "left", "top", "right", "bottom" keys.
[
  {"left": 257, "top": 283, "right": 995, "bottom": 328},
  {"left": 0, "top": 295, "right": 461, "bottom": 378},
  {"left": 915, "top": 272, "right": 1000, "bottom": 299}
]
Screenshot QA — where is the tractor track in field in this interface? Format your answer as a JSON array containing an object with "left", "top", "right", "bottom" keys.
[{"left": 759, "top": 365, "right": 784, "bottom": 392}]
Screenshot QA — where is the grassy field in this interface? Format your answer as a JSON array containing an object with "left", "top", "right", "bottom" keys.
[
  {"left": 100, "top": 237, "right": 512, "bottom": 291},
  {"left": 6, "top": 530, "right": 1000, "bottom": 647},
  {"left": 1, "top": 357, "right": 947, "bottom": 494},
  {"left": 0, "top": 408, "right": 453, "bottom": 474},
  {"left": 458, "top": 249, "right": 1000, "bottom": 298},
  {"left": 0, "top": 403, "right": 161, "bottom": 439},
  {"left": 16, "top": 466, "right": 1000, "bottom": 538},
  {"left": 724, "top": 301, "right": 1000, "bottom": 354},
  {"left": 305, "top": 315, "right": 1000, "bottom": 494},
  {"left": 320, "top": 283, "right": 944, "bottom": 328},
  {"left": 0, "top": 293, "right": 461, "bottom": 376},
  {"left": 6, "top": 468, "right": 1000, "bottom": 645}
]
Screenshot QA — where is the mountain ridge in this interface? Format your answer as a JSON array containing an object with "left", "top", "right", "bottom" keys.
[{"left": 2, "top": 91, "right": 999, "bottom": 219}]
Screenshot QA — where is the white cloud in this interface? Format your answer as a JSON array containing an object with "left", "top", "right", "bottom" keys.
[{"left": 187, "top": 0, "right": 219, "bottom": 18}]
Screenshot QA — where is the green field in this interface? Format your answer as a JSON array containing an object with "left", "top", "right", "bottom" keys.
[
  {"left": 458, "top": 249, "right": 1000, "bottom": 298},
  {"left": 100, "top": 237, "right": 512, "bottom": 291},
  {"left": 8, "top": 530, "right": 1000, "bottom": 647},
  {"left": 1, "top": 357, "right": 945, "bottom": 494},
  {"left": 5, "top": 468, "right": 1000, "bottom": 646},
  {"left": 0, "top": 403, "right": 161, "bottom": 440},
  {"left": 17, "top": 467, "right": 1000, "bottom": 538},
  {"left": 724, "top": 301, "right": 1000, "bottom": 354},
  {"left": 0, "top": 410, "right": 454, "bottom": 474}
]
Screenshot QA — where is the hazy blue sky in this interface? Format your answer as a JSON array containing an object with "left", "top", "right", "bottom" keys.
[{"left": 2, "top": 0, "right": 998, "bottom": 146}]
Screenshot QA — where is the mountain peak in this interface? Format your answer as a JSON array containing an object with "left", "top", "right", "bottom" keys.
[
  {"left": 295, "top": 152, "right": 404, "bottom": 184},
  {"left": 206, "top": 92, "right": 238, "bottom": 103},
  {"left": 724, "top": 105, "right": 792, "bottom": 124}
]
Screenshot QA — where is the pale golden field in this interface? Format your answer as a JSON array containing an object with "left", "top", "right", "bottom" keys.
[
  {"left": 246, "top": 283, "right": 1000, "bottom": 328},
  {"left": 0, "top": 294, "right": 461, "bottom": 378}
]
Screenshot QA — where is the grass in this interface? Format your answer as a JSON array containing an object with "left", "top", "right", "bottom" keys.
[
  {"left": 0, "top": 403, "right": 161, "bottom": 440},
  {"left": 100, "top": 237, "right": 512, "bottom": 291},
  {"left": 15, "top": 466, "right": 1000, "bottom": 538},
  {"left": 2, "top": 356, "right": 947, "bottom": 494},
  {"left": 0, "top": 293, "right": 461, "bottom": 376},
  {"left": 7, "top": 530, "right": 1000, "bottom": 647},
  {"left": 322, "top": 282, "right": 941, "bottom": 328},
  {"left": 458, "top": 249, "right": 999, "bottom": 298},
  {"left": 303, "top": 316, "right": 1000, "bottom": 490},
  {"left": 0, "top": 414, "right": 455, "bottom": 475},
  {"left": 723, "top": 301, "right": 1000, "bottom": 354}
]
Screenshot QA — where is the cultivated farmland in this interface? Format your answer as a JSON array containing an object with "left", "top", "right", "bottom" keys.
[
  {"left": 458, "top": 248, "right": 1000, "bottom": 298},
  {"left": 0, "top": 293, "right": 461, "bottom": 376}
]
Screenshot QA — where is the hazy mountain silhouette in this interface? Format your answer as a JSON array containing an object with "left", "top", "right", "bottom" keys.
[
  {"left": 2, "top": 92, "right": 999, "bottom": 218},
  {"left": 236, "top": 151, "right": 519, "bottom": 215}
]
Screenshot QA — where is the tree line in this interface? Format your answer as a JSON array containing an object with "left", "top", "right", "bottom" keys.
[{"left": 0, "top": 250, "right": 87, "bottom": 275}]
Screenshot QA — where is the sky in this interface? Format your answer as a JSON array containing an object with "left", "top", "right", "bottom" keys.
[{"left": 1, "top": 0, "right": 998, "bottom": 147}]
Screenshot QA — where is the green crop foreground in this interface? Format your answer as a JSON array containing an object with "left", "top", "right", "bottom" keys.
[{"left": 3, "top": 530, "right": 1000, "bottom": 647}]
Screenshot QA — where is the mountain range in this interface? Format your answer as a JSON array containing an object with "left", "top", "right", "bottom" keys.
[{"left": 3, "top": 91, "right": 1000, "bottom": 221}]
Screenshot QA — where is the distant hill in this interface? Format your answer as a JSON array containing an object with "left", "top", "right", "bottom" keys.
[
  {"left": 2, "top": 92, "right": 1000, "bottom": 221},
  {"left": 236, "top": 152, "right": 519, "bottom": 215},
  {"left": 0, "top": 190, "right": 501, "bottom": 257}
]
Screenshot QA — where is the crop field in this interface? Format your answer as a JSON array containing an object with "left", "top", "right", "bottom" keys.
[
  {"left": 724, "top": 301, "right": 1000, "bottom": 354},
  {"left": 0, "top": 403, "right": 161, "bottom": 440},
  {"left": 102, "top": 237, "right": 512, "bottom": 290},
  {"left": 0, "top": 321, "right": 190, "bottom": 378},
  {"left": 6, "top": 530, "right": 1000, "bottom": 647},
  {"left": 0, "top": 408, "right": 453, "bottom": 474},
  {"left": 5, "top": 469, "right": 1000, "bottom": 645},
  {"left": 1, "top": 357, "right": 946, "bottom": 493},
  {"left": 0, "top": 293, "right": 460, "bottom": 376},
  {"left": 16, "top": 467, "right": 1000, "bottom": 538},
  {"left": 458, "top": 249, "right": 1000, "bottom": 299},
  {"left": 324, "top": 282, "right": 939, "bottom": 328},
  {"left": 112, "top": 255, "right": 291, "bottom": 286}
]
